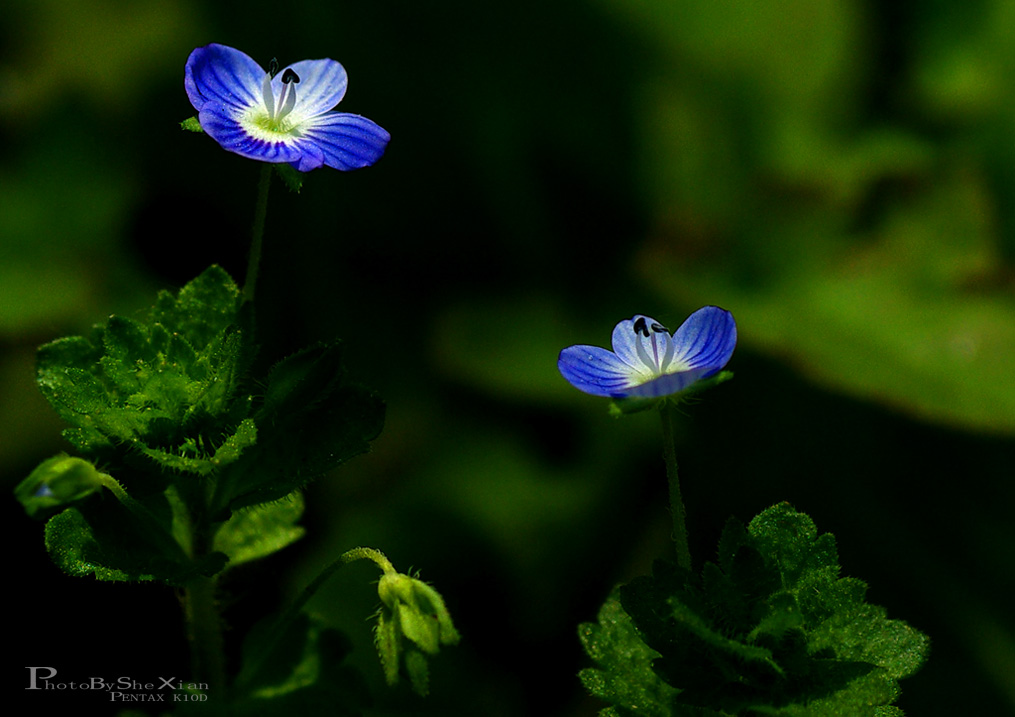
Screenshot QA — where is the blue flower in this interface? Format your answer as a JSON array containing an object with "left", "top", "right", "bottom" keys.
[
  {"left": 185, "top": 43, "right": 389, "bottom": 172},
  {"left": 558, "top": 306, "right": 737, "bottom": 399}
]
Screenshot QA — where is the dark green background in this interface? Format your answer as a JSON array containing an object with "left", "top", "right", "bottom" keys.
[{"left": 3, "top": 0, "right": 1014, "bottom": 714}]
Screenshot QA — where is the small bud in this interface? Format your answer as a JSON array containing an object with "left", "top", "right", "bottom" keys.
[
  {"left": 374, "top": 572, "right": 460, "bottom": 696},
  {"left": 15, "top": 455, "right": 106, "bottom": 519}
]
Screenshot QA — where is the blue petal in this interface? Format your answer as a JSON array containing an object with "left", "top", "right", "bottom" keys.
[
  {"left": 280, "top": 59, "right": 349, "bottom": 118},
  {"left": 558, "top": 345, "right": 636, "bottom": 397},
  {"left": 611, "top": 315, "right": 674, "bottom": 373},
  {"left": 670, "top": 306, "right": 737, "bottom": 377},
  {"left": 295, "top": 113, "right": 391, "bottom": 171},
  {"left": 198, "top": 102, "right": 303, "bottom": 164},
  {"left": 622, "top": 366, "right": 716, "bottom": 398},
  {"left": 185, "top": 44, "right": 263, "bottom": 113}
]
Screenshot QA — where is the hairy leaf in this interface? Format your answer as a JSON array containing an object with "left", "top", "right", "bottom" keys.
[
  {"left": 581, "top": 503, "right": 929, "bottom": 716},
  {"left": 36, "top": 265, "right": 254, "bottom": 470},
  {"left": 222, "top": 343, "right": 385, "bottom": 511},
  {"left": 44, "top": 503, "right": 226, "bottom": 585},
  {"left": 214, "top": 493, "right": 306, "bottom": 569}
]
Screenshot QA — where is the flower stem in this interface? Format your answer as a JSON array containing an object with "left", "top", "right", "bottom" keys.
[
  {"left": 243, "top": 164, "right": 272, "bottom": 302},
  {"left": 232, "top": 546, "right": 395, "bottom": 695},
  {"left": 288, "top": 547, "right": 396, "bottom": 618},
  {"left": 659, "top": 402, "right": 692, "bottom": 571}
]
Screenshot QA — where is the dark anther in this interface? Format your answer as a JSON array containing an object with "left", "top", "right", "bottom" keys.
[
  {"left": 651, "top": 322, "right": 668, "bottom": 333},
  {"left": 633, "top": 317, "right": 649, "bottom": 337},
  {"left": 268, "top": 58, "right": 279, "bottom": 77},
  {"left": 281, "top": 68, "right": 301, "bottom": 84}
]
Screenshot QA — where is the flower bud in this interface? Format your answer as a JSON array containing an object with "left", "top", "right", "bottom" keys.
[
  {"left": 15, "top": 455, "right": 106, "bottom": 519},
  {"left": 374, "top": 571, "right": 459, "bottom": 695}
]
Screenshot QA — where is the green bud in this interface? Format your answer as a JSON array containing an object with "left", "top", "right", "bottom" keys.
[
  {"left": 374, "top": 572, "right": 460, "bottom": 696},
  {"left": 15, "top": 454, "right": 106, "bottom": 519}
]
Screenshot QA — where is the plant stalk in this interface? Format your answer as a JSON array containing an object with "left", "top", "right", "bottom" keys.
[
  {"left": 180, "top": 494, "right": 226, "bottom": 696},
  {"left": 660, "top": 402, "right": 692, "bottom": 570},
  {"left": 183, "top": 573, "right": 226, "bottom": 693},
  {"left": 243, "top": 164, "right": 272, "bottom": 302}
]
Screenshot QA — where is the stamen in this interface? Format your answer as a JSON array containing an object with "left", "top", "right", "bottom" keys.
[
  {"left": 261, "top": 71, "right": 275, "bottom": 120},
  {"left": 631, "top": 317, "right": 671, "bottom": 372},
  {"left": 268, "top": 58, "right": 279, "bottom": 77},
  {"left": 659, "top": 331, "right": 676, "bottom": 372},
  {"left": 276, "top": 68, "right": 301, "bottom": 122},
  {"left": 634, "top": 333, "right": 657, "bottom": 371}
]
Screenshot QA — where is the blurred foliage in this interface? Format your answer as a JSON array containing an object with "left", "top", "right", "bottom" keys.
[{"left": 3, "top": 0, "right": 1015, "bottom": 715}]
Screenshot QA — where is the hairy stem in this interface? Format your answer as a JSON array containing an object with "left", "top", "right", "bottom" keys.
[
  {"left": 243, "top": 164, "right": 272, "bottom": 302},
  {"left": 183, "top": 574, "right": 226, "bottom": 693},
  {"left": 660, "top": 403, "right": 692, "bottom": 570},
  {"left": 180, "top": 496, "right": 226, "bottom": 695},
  {"left": 232, "top": 546, "right": 395, "bottom": 694}
]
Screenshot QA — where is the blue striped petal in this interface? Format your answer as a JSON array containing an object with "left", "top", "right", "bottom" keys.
[
  {"left": 295, "top": 113, "right": 391, "bottom": 171},
  {"left": 278, "top": 59, "right": 349, "bottom": 119},
  {"left": 558, "top": 345, "right": 637, "bottom": 397},
  {"left": 185, "top": 44, "right": 263, "bottom": 112},
  {"left": 669, "top": 306, "right": 737, "bottom": 376}
]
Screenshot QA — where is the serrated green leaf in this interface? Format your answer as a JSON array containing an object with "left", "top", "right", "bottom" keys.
[
  {"left": 43, "top": 502, "right": 225, "bottom": 585},
  {"left": 150, "top": 265, "right": 241, "bottom": 348},
  {"left": 578, "top": 588, "right": 678, "bottom": 717},
  {"left": 35, "top": 265, "right": 253, "bottom": 471},
  {"left": 213, "top": 492, "right": 306, "bottom": 569},
  {"left": 45, "top": 508, "right": 145, "bottom": 581},
  {"left": 587, "top": 504, "right": 928, "bottom": 716}
]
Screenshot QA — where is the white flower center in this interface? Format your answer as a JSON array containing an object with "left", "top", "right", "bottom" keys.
[
  {"left": 256, "top": 66, "right": 301, "bottom": 134},
  {"left": 631, "top": 317, "right": 675, "bottom": 377}
]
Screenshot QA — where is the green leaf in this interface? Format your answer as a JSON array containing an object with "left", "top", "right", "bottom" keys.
[
  {"left": 231, "top": 612, "right": 369, "bottom": 716},
  {"left": 180, "top": 116, "right": 204, "bottom": 133},
  {"left": 43, "top": 503, "right": 226, "bottom": 585},
  {"left": 150, "top": 264, "right": 243, "bottom": 350},
  {"left": 213, "top": 492, "right": 306, "bottom": 569},
  {"left": 578, "top": 588, "right": 679, "bottom": 717},
  {"left": 222, "top": 343, "right": 385, "bottom": 511},
  {"left": 583, "top": 503, "right": 929, "bottom": 715},
  {"left": 274, "top": 163, "right": 304, "bottom": 194},
  {"left": 35, "top": 265, "right": 254, "bottom": 470},
  {"left": 642, "top": 166, "right": 1015, "bottom": 434},
  {"left": 44, "top": 508, "right": 144, "bottom": 581}
]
